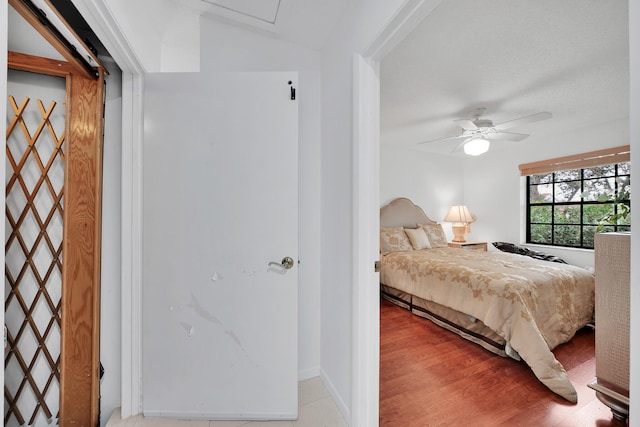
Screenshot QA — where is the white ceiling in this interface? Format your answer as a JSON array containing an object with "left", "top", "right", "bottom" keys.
[
  {"left": 175, "top": 0, "right": 351, "bottom": 50},
  {"left": 381, "top": 0, "right": 629, "bottom": 156},
  {"left": 200, "top": 0, "right": 281, "bottom": 24}
]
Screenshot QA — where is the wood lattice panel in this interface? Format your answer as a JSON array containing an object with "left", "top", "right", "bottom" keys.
[{"left": 5, "top": 95, "right": 65, "bottom": 426}]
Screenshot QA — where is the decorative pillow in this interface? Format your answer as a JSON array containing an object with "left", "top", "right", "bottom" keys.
[
  {"left": 404, "top": 227, "right": 431, "bottom": 250},
  {"left": 380, "top": 227, "right": 413, "bottom": 254},
  {"left": 419, "top": 223, "right": 448, "bottom": 248}
]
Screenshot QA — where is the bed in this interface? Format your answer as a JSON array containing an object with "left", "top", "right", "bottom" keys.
[{"left": 380, "top": 197, "right": 595, "bottom": 403}]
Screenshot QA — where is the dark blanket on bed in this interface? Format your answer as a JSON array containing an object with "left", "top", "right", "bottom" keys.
[{"left": 492, "top": 242, "right": 567, "bottom": 263}]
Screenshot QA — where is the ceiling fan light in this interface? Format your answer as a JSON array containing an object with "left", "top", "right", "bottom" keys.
[{"left": 463, "top": 137, "right": 490, "bottom": 156}]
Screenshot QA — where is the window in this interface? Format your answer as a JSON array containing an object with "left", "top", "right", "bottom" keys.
[{"left": 520, "top": 146, "right": 631, "bottom": 249}]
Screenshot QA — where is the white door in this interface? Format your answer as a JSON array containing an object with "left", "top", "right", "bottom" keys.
[{"left": 141, "top": 72, "right": 298, "bottom": 419}]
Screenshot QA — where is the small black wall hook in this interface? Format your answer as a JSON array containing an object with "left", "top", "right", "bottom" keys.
[{"left": 288, "top": 81, "right": 296, "bottom": 100}]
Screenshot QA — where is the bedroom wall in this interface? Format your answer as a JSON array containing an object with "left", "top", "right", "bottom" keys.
[
  {"left": 380, "top": 145, "right": 463, "bottom": 240},
  {"left": 197, "top": 18, "right": 323, "bottom": 381}
]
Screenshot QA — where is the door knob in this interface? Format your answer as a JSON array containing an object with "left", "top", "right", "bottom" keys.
[
  {"left": 269, "top": 257, "right": 294, "bottom": 269},
  {"left": 280, "top": 257, "right": 294, "bottom": 269}
]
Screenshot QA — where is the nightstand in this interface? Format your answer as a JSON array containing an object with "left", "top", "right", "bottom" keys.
[{"left": 447, "top": 241, "right": 487, "bottom": 251}]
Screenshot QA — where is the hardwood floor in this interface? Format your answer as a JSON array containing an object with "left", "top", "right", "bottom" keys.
[{"left": 379, "top": 298, "right": 629, "bottom": 427}]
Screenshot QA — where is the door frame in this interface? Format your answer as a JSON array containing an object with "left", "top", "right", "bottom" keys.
[
  {"left": 66, "top": 0, "right": 146, "bottom": 418},
  {"left": 351, "top": 1, "right": 443, "bottom": 425}
]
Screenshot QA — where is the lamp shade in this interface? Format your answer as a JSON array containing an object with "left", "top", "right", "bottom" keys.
[
  {"left": 444, "top": 205, "right": 474, "bottom": 224},
  {"left": 463, "top": 137, "right": 490, "bottom": 156}
]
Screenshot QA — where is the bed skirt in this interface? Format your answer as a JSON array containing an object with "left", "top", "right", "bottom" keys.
[{"left": 381, "top": 284, "right": 509, "bottom": 358}]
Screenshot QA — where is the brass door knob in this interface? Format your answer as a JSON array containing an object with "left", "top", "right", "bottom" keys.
[{"left": 280, "top": 257, "right": 294, "bottom": 269}]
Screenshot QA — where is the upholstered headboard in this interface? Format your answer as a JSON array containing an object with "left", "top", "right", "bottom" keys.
[{"left": 380, "top": 197, "right": 438, "bottom": 228}]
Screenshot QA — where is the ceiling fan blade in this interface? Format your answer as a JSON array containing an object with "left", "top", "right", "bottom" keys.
[
  {"left": 418, "top": 134, "right": 466, "bottom": 145},
  {"left": 493, "top": 112, "right": 552, "bottom": 131},
  {"left": 453, "top": 119, "right": 478, "bottom": 131},
  {"left": 489, "top": 131, "right": 529, "bottom": 142},
  {"left": 450, "top": 138, "right": 468, "bottom": 154}
]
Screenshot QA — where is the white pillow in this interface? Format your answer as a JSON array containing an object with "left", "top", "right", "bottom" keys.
[{"left": 404, "top": 227, "right": 431, "bottom": 250}]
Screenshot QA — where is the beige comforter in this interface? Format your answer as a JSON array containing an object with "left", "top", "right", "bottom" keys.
[{"left": 381, "top": 247, "right": 595, "bottom": 403}]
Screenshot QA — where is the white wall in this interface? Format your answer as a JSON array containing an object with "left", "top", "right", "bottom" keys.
[
  {"left": 102, "top": 0, "right": 200, "bottom": 72},
  {"left": 319, "top": 0, "right": 410, "bottom": 418},
  {"left": 380, "top": 145, "right": 463, "bottom": 240},
  {"left": 100, "top": 57, "right": 123, "bottom": 426},
  {"left": 195, "top": 18, "right": 324, "bottom": 381}
]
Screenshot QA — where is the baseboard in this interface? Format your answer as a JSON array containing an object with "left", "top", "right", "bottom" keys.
[
  {"left": 111, "top": 371, "right": 346, "bottom": 424},
  {"left": 104, "top": 407, "right": 122, "bottom": 427},
  {"left": 298, "top": 365, "right": 321, "bottom": 381},
  {"left": 142, "top": 410, "right": 297, "bottom": 421},
  {"left": 320, "top": 368, "right": 351, "bottom": 425}
]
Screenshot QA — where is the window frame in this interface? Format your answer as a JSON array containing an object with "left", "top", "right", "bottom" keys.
[
  {"left": 525, "top": 163, "right": 631, "bottom": 249},
  {"left": 520, "top": 146, "right": 631, "bottom": 250}
]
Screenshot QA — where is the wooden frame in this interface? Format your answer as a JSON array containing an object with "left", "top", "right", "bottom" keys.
[
  {"left": 518, "top": 145, "right": 631, "bottom": 176},
  {"left": 8, "top": 0, "right": 102, "bottom": 80},
  {"left": 59, "top": 68, "right": 105, "bottom": 427},
  {"left": 7, "top": 2, "right": 106, "bottom": 426}
]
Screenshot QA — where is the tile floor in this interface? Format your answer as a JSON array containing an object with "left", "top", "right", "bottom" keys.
[{"left": 105, "top": 377, "right": 348, "bottom": 427}]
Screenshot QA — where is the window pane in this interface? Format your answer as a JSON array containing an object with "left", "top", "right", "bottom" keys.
[
  {"left": 583, "top": 226, "right": 597, "bottom": 248},
  {"left": 619, "top": 162, "right": 631, "bottom": 175},
  {"left": 530, "top": 173, "right": 553, "bottom": 184},
  {"left": 530, "top": 205, "right": 552, "bottom": 224},
  {"left": 583, "top": 203, "right": 614, "bottom": 224},
  {"left": 554, "top": 205, "right": 580, "bottom": 224},
  {"left": 617, "top": 203, "right": 631, "bottom": 225},
  {"left": 617, "top": 177, "right": 631, "bottom": 200},
  {"left": 583, "top": 165, "right": 615, "bottom": 179},
  {"left": 555, "top": 169, "right": 580, "bottom": 182},
  {"left": 530, "top": 184, "right": 553, "bottom": 203},
  {"left": 583, "top": 178, "right": 616, "bottom": 201},
  {"left": 554, "top": 225, "right": 581, "bottom": 247},
  {"left": 554, "top": 181, "right": 581, "bottom": 202},
  {"left": 530, "top": 224, "right": 552, "bottom": 244}
]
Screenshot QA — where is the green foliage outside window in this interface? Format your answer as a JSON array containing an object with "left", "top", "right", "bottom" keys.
[{"left": 527, "top": 162, "right": 631, "bottom": 249}]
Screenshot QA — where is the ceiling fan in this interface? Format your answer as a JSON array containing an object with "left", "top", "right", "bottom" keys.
[{"left": 419, "top": 108, "right": 552, "bottom": 156}]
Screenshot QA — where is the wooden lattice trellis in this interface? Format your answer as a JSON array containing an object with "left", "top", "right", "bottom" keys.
[{"left": 5, "top": 95, "right": 65, "bottom": 426}]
